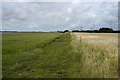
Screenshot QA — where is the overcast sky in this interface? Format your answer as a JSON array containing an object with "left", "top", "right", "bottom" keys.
[{"left": 2, "top": 2, "right": 118, "bottom": 31}]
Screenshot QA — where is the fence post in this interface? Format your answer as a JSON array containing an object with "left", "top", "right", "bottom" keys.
[{"left": 80, "top": 37, "right": 81, "bottom": 42}]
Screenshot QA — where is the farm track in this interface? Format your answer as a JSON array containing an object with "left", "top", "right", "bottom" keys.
[
  {"left": 3, "top": 33, "right": 73, "bottom": 78},
  {"left": 40, "top": 34, "right": 64, "bottom": 48}
]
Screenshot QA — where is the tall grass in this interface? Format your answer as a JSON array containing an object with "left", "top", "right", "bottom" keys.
[{"left": 70, "top": 32, "right": 118, "bottom": 78}]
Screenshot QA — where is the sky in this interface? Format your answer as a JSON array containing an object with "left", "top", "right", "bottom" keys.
[{"left": 2, "top": 2, "right": 118, "bottom": 31}]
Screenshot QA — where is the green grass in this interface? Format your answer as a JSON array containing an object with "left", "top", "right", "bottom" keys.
[
  {"left": 2, "top": 32, "right": 118, "bottom": 78},
  {"left": 3, "top": 32, "right": 77, "bottom": 78},
  {"left": 2, "top": 32, "right": 62, "bottom": 77}
]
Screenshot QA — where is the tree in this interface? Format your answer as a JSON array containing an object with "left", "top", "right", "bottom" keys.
[
  {"left": 99, "top": 27, "right": 113, "bottom": 32},
  {"left": 64, "top": 30, "right": 69, "bottom": 33}
]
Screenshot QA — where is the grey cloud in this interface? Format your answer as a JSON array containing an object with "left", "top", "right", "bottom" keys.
[{"left": 2, "top": 2, "right": 118, "bottom": 31}]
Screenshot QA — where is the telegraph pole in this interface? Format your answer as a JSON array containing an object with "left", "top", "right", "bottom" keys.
[
  {"left": 91, "top": 24, "right": 95, "bottom": 31},
  {"left": 110, "top": 23, "right": 113, "bottom": 28}
]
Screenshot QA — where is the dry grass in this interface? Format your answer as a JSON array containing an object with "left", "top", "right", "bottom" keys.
[{"left": 70, "top": 32, "right": 118, "bottom": 78}]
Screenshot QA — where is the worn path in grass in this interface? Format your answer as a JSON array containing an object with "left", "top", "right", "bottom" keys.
[{"left": 3, "top": 32, "right": 77, "bottom": 78}]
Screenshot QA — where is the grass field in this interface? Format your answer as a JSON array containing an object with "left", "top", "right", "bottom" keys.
[
  {"left": 71, "top": 33, "right": 118, "bottom": 78},
  {"left": 2, "top": 32, "right": 118, "bottom": 78}
]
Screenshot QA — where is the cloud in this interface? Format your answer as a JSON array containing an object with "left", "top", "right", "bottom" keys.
[
  {"left": 2, "top": 0, "right": 119, "bottom": 2},
  {"left": 67, "top": 8, "right": 72, "bottom": 13},
  {"left": 28, "top": 23, "right": 38, "bottom": 29},
  {"left": 65, "top": 17, "right": 70, "bottom": 22},
  {"left": 2, "top": 2, "right": 118, "bottom": 31}
]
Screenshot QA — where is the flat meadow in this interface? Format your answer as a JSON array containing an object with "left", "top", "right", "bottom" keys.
[{"left": 2, "top": 32, "right": 118, "bottom": 78}]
